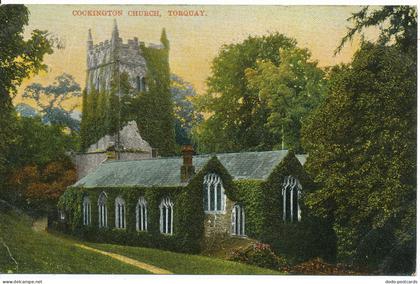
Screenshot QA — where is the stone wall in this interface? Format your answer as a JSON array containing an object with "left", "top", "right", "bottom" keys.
[
  {"left": 73, "top": 152, "right": 107, "bottom": 180},
  {"left": 74, "top": 151, "right": 153, "bottom": 180},
  {"left": 203, "top": 197, "right": 235, "bottom": 237},
  {"left": 74, "top": 120, "right": 153, "bottom": 179},
  {"left": 86, "top": 22, "right": 161, "bottom": 93}
]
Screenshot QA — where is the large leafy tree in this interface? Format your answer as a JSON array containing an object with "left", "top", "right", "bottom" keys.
[
  {"left": 193, "top": 33, "right": 297, "bottom": 153},
  {"left": 0, "top": 5, "right": 55, "bottom": 190},
  {"left": 302, "top": 6, "right": 416, "bottom": 273},
  {"left": 4, "top": 116, "right": 78, "bottom": 212},
  {"left": 23, "top": 73, "right": 82, "bottom": 131},
  {"left": 245, "top": 48, "right": 326, "bottom": 152}
]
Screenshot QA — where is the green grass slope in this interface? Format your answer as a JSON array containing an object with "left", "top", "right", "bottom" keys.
[
  {"left": 88, "top": 243, "right": 282, "bottom": 274},
  {"left": 0, "top": 200, "right": 281, "bottom": 274},
  {"left": 0, "top": 201, "right": 149, "bottom": 274}
]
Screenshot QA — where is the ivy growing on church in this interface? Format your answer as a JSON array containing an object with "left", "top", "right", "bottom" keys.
[{"left": 55, "top": 152, "right": 336, "bottom": 260}]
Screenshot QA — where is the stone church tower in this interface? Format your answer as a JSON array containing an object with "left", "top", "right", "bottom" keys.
[{"left": 85, "top": 20, "right": 164, "bottom": 93}]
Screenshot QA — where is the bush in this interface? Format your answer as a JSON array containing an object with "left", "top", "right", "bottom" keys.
[{"left": 229, "top": 242, "right": 288, "bottom": 271}]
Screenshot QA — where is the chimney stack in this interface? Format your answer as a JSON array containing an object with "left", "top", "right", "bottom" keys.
[
  {"left": 106, "top": 143, "right": 117, "bottom": 161},
  {"left": 181, "top": 145, "right": 195, "bottom": 182}
]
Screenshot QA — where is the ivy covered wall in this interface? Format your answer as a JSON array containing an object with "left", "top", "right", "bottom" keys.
[{"left": 56, "top": 152, "right": 335, "bottom": 261}]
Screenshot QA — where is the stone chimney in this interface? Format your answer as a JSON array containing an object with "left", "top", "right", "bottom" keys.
[
  {"left": 106, "top": 143, "right": 117, "bottom": 161},
  {"left": 180, "top": 145, "right": 195, "bottom": 182}
]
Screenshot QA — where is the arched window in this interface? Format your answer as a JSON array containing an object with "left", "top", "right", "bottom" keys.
[
  {"left": 231, "top": 204, "right": 245, "bottom": 236},
  {"left": 159, "top": 197, "right": 174, "bottom": 235},
  {"left": 203, "top": 173, "right": 225, "bottom": 213},
  {"left": 115, "top": 196, "right": 126, "bottom": 229},
  {"left": 82, "top": 196, "right": 91, "bottom": 225},
  {"left": 136, "top": 76, "right": 141, "bottom": 92},
  {"left": 136, "top": 196, "right": 148, "bottom": 232},
  {"left": 141, "top": 77, "right": 146, "bottom": 92},
  {"left": 98, "top": 192, "right": 108, "bottom": 228},
  {"left": 282, "top": 176, "right": 302, "bottom": 223},
  {"left": 136, "top": 76, "right": 146, "bottom": 92}
]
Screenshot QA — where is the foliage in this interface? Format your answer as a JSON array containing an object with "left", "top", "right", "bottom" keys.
[
  {"left": 7, "top": 116, "right": 78, "bottom": 168},
  {"left": 170, "top": 74, "right": 203, "bottom": 146},
  {"left": 0, "top": 4, "right": 56, "bottom": 193},
  {"left": 229, "top": 242, "right": 289, "bottom": 271},
  {"left": 23, "top": 73, "right": 82, "bottom": 131},
  {"left": 245, "top": 48, "right": 326, "bottom": 152},
  {"left": 288, "top": 257, "right": 358, "bottom": 275},
  {"left": 193, "top": 33, "right": 325, "bottom": 153},
  {"left": 134, "top": 33, "right": 176, "bottom": 156},
  {"left": 302, "top": 41, "right": 416, "bottom": 273},
  {"left": 7, "top": 159, "right": 76, "bottom": 216},
  {"left": 2, "top": 116, "right": 78, "bottom": 215},
  {"left": 337, "top": 6, "right": 417, "bottom": 55},
  {"left": 15, "top": 103, "right": 38, "bottom": 117}
]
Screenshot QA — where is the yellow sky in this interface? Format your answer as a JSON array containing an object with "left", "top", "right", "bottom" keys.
[{"left": 16, "top": 5, "right": 379, "bottom": 110}]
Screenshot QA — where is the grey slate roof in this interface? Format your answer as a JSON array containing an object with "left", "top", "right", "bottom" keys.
[{"left": 73, "top": 150, "right": 300, "bottom": 188}]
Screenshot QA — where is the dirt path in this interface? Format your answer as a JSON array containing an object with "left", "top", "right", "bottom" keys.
[
  {"left": 31, "top": 218, "right": 172, "bottom": 274},
  {"left": 74, "top": 244, "right": 172, "bottom": 274}
]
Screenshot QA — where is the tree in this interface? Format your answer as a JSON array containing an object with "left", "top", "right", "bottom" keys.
[
  {"left": 302, "top": 5, "right": 416, "bottom": 273},
  {"left": 170, "top": 74, "right": 203, "bottom": 146},
  {"left": 302, "top": 43, "right": 416, "bottom": 273},
  {"left": 193, "top": 33, "right": 305, "bottom": 153},
  {"left": 245, "top": 48, "right": 326, "bottom": 152},
  {"left": 3, "top": 116, "right": 78, "bottom": 212},
  {"left": 336, "top": 6, "right": 417, "bottom": 55},
  {"left": 23, "top": 73, "right": 81, "bottom": 131},
  {"left": 0, "top": 5, "right": 55, "bottom": 193},
  {"left": 8, "top": 158, "right": 76, "bottom": 216}
]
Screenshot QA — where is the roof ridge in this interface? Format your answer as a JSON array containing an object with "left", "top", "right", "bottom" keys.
[{"left": 103, "top": 149, "right": 290, "bottom": 164}]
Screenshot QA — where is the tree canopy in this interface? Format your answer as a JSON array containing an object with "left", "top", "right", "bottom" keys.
[
  {"left": 23, "top": 73, "right": 82, "bottom": 131},
  {"left": 245, "top": 47, "right": 326, "bottom": 152},
  {"left": 0, "top": 5, "right": 56, "bottom": 187},
  {"left": 192, "top": 33, "right": 325, "bottom": 153},
  {"left": 302, "top": 6, "right": 416, "bottom": 273}
]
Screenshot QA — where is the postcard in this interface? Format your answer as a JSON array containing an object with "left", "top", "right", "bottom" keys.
[{"left": 0, "top": 3, "right": 417, "bottom": 284}]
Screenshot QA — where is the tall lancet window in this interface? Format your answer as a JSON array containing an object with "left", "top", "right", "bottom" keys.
[
  {"left": 231, "top": 204, "right": 245, "bottom": 236},
  {"left": 82, "top": 196, "right": 91, "bottom": 226},
  {"left": 282, "top": 176, "right": 302, "bottom": 223},
  {"left": 98, "top": 192, "right": 108, "bottom": 228},
  {"left": 136, "top": 196, "right": 148, "bottom": 232},
  {"left": 159, "top": 197, "right": 174, "bottom": 235},
  {"left": 115, "top": 196, "right": 126, "bottom": 229},
  {"left": 136, "top": 76, "right": 141, "bottom": 92},
  {"left": 136, "top": 76, "right": 146, "bottom": 92},
  {"left": 141, "top": 77, "right": 146, "bottom": 92},
  {"left": 203, "top": 173, "right": 225, "bottom": 213}
]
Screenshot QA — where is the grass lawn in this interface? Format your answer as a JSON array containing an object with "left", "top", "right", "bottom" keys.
[
  {"left": 0, "top": 202, "right": 149, "bottom": 274},
  {"left": 0, "top": 200, "right": 282, "bottom": 274},
  {"left": 87, "top": 242, "right": 282, "bottom": 274}
]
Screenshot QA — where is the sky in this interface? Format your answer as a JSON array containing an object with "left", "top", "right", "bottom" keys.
[{"left": 16, "top": 5, "right": 380, "bottom": 110}]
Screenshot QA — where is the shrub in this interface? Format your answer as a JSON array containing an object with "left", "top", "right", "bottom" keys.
[{"left": 229, "top": 242, "right": 288, "bottom": 271}]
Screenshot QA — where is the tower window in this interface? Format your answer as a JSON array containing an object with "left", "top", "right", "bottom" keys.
[{"left": 136, "top": 76, "right": 146, "bottom": 92}]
